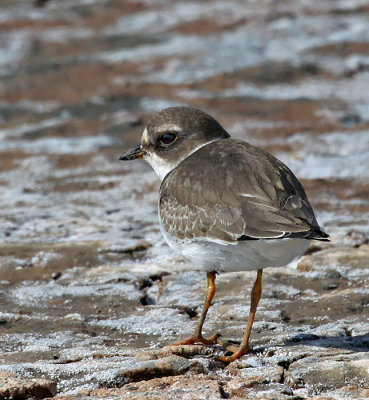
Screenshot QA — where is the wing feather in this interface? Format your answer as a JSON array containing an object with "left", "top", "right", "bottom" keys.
[{"left": 159, "top": 139, "right": 328, "bottom": 244}]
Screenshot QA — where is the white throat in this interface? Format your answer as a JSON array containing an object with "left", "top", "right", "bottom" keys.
[
  {"left": 143, "top": 152, "right": 178, "bottom": 181},
  {"left": 144, "top": 138, "right": 221, "bottom": 181}
]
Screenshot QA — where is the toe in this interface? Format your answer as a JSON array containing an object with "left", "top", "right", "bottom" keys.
[
  {"left": 171, "top": 333, "right": 219, "bottom": 346},
  {"left": 217, "top": 346, "right": 248, "bottom": 363},
  {"left": 216, "top": 338, "right": 239, "bottom": 353}
]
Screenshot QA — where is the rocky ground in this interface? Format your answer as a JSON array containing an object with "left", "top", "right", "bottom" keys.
[{"left": 0, "top": 0, "right": 369, "bottom": 399}]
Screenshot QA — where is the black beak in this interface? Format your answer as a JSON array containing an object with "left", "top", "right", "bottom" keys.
[{"left": 119, "top": 144, "right": 145, "bottom": 161}]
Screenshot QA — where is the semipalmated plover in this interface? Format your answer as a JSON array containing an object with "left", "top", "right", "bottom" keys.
[{"left": 120, "top": 107, "right": 329, "bottom": 362}]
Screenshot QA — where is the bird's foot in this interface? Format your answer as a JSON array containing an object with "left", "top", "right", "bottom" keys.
[
  {"left": 171, "top": 332, "right": 219, "bottom": 346},
  {"left": 216, "top": 344, "right": 249, "bottom": 363},
  {"left": 216, "top": 338, "right": 240, "bottom": 354}
]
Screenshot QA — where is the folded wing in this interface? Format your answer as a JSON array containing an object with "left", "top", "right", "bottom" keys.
[{"left": 159, "top": 139, "right": 329, "bottom": 244}]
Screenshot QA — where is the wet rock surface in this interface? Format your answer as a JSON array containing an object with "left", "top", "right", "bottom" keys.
[{"left": 0, "top": 0, "right": 368, "bottom": 399}]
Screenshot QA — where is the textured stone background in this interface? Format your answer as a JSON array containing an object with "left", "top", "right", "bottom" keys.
[{"left": 0, "top": 0, "right": 368, "bottom": 399}]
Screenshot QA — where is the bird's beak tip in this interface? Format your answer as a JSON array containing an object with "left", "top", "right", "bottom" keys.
[{"left": 119, "top": 144, "right": 145, "bottom": 161}]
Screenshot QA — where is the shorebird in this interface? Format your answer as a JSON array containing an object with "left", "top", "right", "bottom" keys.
[{"left": 120, "top": 107, "right": 328, "bottom": 362}]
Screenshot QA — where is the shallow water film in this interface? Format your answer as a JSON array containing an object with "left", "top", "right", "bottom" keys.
[{"left": 0, "top": 0, "right": 368, "bottom": 399}]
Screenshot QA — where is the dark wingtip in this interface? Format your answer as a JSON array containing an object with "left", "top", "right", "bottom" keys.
[
  {"left": 312, "top": 230, "right": 331, "bottom": 242},
  {"left": 237, "top": 235, "right": 259, "bottom": 241},
  {"left": 237, "top": 229, "right": 331, "bottom": 242}
]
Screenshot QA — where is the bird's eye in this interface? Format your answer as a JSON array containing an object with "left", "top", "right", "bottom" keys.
[{"left": 158, "top": 132, "right": 178, "bottom": 146}]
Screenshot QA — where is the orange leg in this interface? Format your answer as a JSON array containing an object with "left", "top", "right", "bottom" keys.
[
  {"left": 218, "top": 269, "right": 263, "bottom": 362},
  {"left": 172, "top": 271, "right": 218, "bottom": 346}
]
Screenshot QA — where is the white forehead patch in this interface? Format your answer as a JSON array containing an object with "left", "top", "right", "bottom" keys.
[{"left": 141, "top": 127, "right": 149, "bottom": 145}]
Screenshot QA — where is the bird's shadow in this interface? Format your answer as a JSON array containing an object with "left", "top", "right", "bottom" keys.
[{"left": 253, "top": 332, "right": 369, "bottom": 354}]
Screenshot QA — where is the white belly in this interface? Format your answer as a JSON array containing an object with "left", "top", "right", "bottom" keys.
[{"left": 163, "top": 232, "right": 309, "bottom": 272}]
